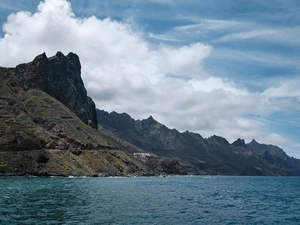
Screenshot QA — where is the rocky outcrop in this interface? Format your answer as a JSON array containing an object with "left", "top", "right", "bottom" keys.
[
  {"left": 15, "top": 52, "right": 97, "bottom": 128},
  {"left": 232, "top": 138, "right": 247, "bottom": 147},
  {"left": 145, "top": 157, "right": 187, "bottom": 175},
  {"left": 0, "top": 52, "right": 112, "bottom": 152}
]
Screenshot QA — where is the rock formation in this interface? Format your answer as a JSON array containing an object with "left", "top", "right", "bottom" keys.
[{"left": 16, "top": 51, "right": 97, "bottom": 128}]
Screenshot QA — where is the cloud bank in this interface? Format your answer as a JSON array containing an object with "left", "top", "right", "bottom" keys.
[{"left": 0, "top": 0, "right": 299, "bottom": 157}]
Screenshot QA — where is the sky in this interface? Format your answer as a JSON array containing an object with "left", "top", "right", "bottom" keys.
[{"left": 0, "top": 0, "right": 299, "bottom": 158}]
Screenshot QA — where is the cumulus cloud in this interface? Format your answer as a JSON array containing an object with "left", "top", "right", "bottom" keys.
[
  {"left": 0, "top": 0, "right": 298, "bottom": 155},
  {"left": 158, "top": 43, "right": 211, "bottom": 76},
  {"left": 188, "top": 77, "right": 248, "bottom": 95}
]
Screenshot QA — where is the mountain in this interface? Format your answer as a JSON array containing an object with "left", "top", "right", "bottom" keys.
[
  {"left": 247, "top": 139, "right": 300, "bottom": 175},
  {"left": 0, "top": 52, "right": 158, "bottom": 176},
  {"left": 14, "top": 51, "right": 98, "bottom": 128},
  {"left": 97, "top": 109, "right": 300, "bottom": 175},
  {"left": 2, "top": 52, "right": 299, "bottom": 176}
]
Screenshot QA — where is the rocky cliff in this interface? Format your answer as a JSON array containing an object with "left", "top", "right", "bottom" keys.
[
  {"left": 0, "top": 52, "right": 105, "bottom": 151},
  {"left": 0, "top": 52, "right": 159, "bottom": 176},
  {"left": 15, "top": 52, "right": 98, "bottom": 128},
  {"left": 97, "top": 109, "right": 300, "bottom": 175}
]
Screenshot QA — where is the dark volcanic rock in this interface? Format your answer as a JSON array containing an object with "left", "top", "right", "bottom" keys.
[
  {"left": 0, "top": 61, "right": 112, "bottom": 151},
  {"left": 16, "top": 52, "right": 97, "bottom": 128},
  {"left": 1, "top": 53, "right": 112, "bottom": 151},
  {"left": 232, "top": 138, "right": 246, "bottom": 147}
]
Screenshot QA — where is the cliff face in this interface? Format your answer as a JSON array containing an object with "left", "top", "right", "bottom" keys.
[
  {"left": 0, "top": 52, "right": 104, "bottom": 151},
  {"left": 15, "top": 52, "right": 97, "bottom": 129}
]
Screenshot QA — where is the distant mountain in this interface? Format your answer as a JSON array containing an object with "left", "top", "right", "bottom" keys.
[
  {"left": 0, "top": 52, "right": 156, "bottom": 176},
  {"left": 97, "top": 109, "right": 300, "bottom": 175},
  {"left": 247, "top": 140, "right": 300, "bottom": 175}
]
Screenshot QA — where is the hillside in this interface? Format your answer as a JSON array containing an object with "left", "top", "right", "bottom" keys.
[
  {"left": 0, "top": 52, "right": 158, "bottom": 176},
  {"left": 97, "top": 109, "right": 300, "bottom": 175}
]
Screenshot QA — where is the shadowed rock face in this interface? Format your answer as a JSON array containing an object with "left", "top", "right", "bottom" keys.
[
  {"left": 0, "top": 52, "right": 110, "bottom": 151},
  {"left": 15, "top": 52, "right": 97, "bottom": 129}
]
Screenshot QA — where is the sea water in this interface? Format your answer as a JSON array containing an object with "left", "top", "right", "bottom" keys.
[{"left": 0, "top": 176, "right": 300, "bottom": 224}]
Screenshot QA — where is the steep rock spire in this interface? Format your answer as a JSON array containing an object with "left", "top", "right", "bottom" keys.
[{"left": 16, "top": 52, "right": 98, "bottom": 128}]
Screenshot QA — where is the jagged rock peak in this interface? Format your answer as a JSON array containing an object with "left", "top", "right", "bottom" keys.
[
  {"left": 15, "top": 52, "right": 98, "bottom": 129},
  {"left": 33, "top": 52, "right": 47, "bottom": 61},
  {"left": 141, "top": 115, "right": 159, "bottom": 126},
  {"left": 53, "top": 51, "right": 65, "bottom": 58},
  {"left": 249, "top": 139, "right": 258, "bottom": 144},
  {"left": 183, "top": 130, "right": 204, "bottom": 139},
  {"left": 111, "top": 111, "right": 132, "bottom": 119},
  {"left": 232, "top": 138, "right": 246, "bottom": 147},
  {"left": 147, "top": 115, "right": 155, "bottom": 121},
  {"left": 208, "top": 135, "right": 230, "bottom": 145},
  {"left": 140, "top": 115, "right": 155, "bottom": 123}
]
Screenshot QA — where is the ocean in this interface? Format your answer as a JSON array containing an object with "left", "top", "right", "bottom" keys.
[{"left": 0, "top": 176, "right": 299, "bottom": 224}]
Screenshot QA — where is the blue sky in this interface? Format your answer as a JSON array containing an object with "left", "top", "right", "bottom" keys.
[{"left": 0, "top": 0, "right": 299, "bottom": 158}]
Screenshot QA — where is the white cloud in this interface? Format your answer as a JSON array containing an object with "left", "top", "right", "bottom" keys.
[
  {"left": 0, "top": 0, "right": 298, "bottom": 157},
  {"left": 176, "top": 18, "right": 243, "bottom": 32},
  {"left": 158, "top": 43, "right": 211, "bottom": 76},
  {"left": 216, "top": 29, "right": 276, "bottom": 42},
  {"left": 256, "top": 78, "right": 300, "bottom": 116},
  {"left": 149, "top": 33, "right": 179, "bottom": 42},
  {"left": 210, "top": 48, "right": 299, "bottom": 69},
  {"left": 263, "top": 79, "right": 300, "bottom": 98},
  {"left": 215, "top": 26, "right": 300, "bottom": 47},
  {"left": 188, "top": 77, "right": 248, "bottom": 95}
]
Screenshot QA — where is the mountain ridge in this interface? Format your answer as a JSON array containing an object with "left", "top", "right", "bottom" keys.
[
  {"left": 97, "top": 109, "right": 300, "bottom": 175},
  {"left": 1, "top": 52, "right": 299, "bottom": 176}
]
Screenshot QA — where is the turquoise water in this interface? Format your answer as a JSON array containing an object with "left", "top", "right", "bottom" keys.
[{"left": 1, "top": 176, "right": 300, "bottom": 224}]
